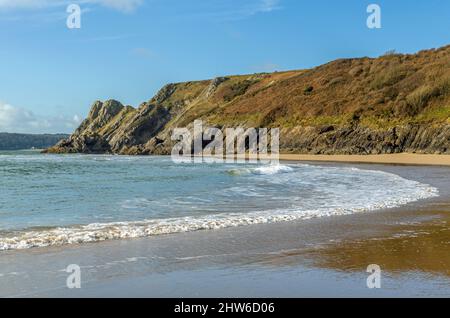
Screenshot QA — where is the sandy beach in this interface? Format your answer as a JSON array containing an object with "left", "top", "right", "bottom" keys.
[
  {"left": 279, "top": 153, "right": 450, "bottom": 166},
  {"left": 2, "top": 0, "right": 449, "bottom": 302},
  {"left": 0, "top": 161, "right": 449, "bottom": 298}
]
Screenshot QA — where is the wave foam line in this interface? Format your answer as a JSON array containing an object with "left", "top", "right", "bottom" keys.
[
  {"left": 0, "top": 183, "right": 438, "bottom": 251},
  {"left": 227, "top": 164, "right": 294, "bottom": 176}
]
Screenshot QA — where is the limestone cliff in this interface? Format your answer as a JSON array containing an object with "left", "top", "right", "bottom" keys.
[{"left": 45, "top": 45, "right": 450, "bottom": 155}]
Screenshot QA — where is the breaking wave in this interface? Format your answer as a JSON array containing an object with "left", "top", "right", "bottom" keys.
[
  {"left": 0, "top": 153, "right": 440, "bottom": 251},
  {"left": 0, "top": 181, "right": 438, "bottom": 251},
  {"left": 227, "top": 164, "right": 294, "bottom": 176}
]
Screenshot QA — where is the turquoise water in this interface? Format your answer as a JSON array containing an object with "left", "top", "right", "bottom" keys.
[{"left": 0, "top": 151, "right": 438, "bottom": 250}]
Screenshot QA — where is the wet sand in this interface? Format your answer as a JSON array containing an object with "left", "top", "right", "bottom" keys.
[{"left": 0, "top": 163, "right": 449, "bottom": 297}]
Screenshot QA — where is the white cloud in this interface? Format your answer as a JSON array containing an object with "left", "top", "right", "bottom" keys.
[
  {"left": 0, "top": 0, "right": 67, "bottom": 10},
  {"left": 0, "top": 0, "right": 279, "bottom": 18},
  {"left": 0, "top": 102, "right": 81, "bottom": 134},
  {"left": 252, "top": 62, "right": 280, "bottom": 72},
  {"left": 94, "top": 0, "right": 142, "bottom": 13},
  {"left": 241, "top": 0, "right": 281, "bottom": 16},
  {"left": 0, "top": 0, "right": 143, "bottom": 13},
  {"left": 178, "top": 0, "right": 282, "bottom": 22},
  {"left": 257, "top": 0, "right": 280, "bottom": 13},
  {"left": 130, "top": 47, "right": 155, "bottom": 59},
  {"left": 80, "top": 34, "right": 133, "bottom": 42}
]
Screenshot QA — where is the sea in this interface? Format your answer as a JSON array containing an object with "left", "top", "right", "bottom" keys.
[{"left": 0, "top": 150, "right": 438, "bottom": 250}]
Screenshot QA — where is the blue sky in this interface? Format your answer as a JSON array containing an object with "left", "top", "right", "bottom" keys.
[{"left": 0, "top": 0, "right": 449, "bottom": 133}]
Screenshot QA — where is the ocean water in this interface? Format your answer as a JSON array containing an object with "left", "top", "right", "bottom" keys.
[{"left": 0, "top": 150, "right": 439, "bottom": 250}]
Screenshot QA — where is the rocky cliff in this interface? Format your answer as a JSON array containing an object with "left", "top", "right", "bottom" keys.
[{"left": 46, "top": 45, "right": 450, "bottom": 155}]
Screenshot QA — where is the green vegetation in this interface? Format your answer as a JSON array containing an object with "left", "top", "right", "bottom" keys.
[
  {"left": 404, "top": 77, "right": 450, "bottom": 114},
  {"left": 46, "top": 44, "right": 450, "bottom": 155},
  {"left": 304, "top": 86, "right": 314, "bottom": 95},
  {"left": 223, "top": 79, "right": 259, "bottom": 102},
  {"left": 413, "top": 105, "right": 450, "bottom": 123},
  {"left": 370, "top": 65, "right": 410, "bottom": 90},
  {"left": 0, "top": 133, "right": 69, "bottom": 150}
]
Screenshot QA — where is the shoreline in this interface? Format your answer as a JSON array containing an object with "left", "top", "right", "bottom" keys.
[
  {"left": 0, "top": 163, "right": 449, "bottom": 297},
  {"left": 0, "top": 157, "right": 441, "bottom": 252},
  {"left": 39, "top": 151, "right": 450, "bottom": 167},
  {"left": 278, "top": 153, "right": 450, "bottom": 166},
  {"left": 7, "top": 150, "right": 448, "bottom": 167}
]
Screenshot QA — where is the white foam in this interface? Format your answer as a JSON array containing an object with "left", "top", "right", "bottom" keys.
[
  {"left": 0, "top": 180, "right": 438, "bottom": 251},
  {"left": 0, "top": 158, "right": 441, "bottom": 251},
  {"left": 251, "top": 164, "right": 294, "bottom": 175},
  {"left": 227, "top": 164, "right": 294, "bottom": 176}
]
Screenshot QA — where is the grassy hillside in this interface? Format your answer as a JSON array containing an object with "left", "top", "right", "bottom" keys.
[{"left": 46, "top": 45, "right": 450, "bottom": 155}]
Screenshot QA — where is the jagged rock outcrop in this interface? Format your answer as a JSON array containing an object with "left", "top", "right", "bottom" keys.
[
  {"left": 205, "top": 77, "right": 229, "bottom": 98},
  {"left": 45, "top": 45, "right": 450, "bottom": 155}
]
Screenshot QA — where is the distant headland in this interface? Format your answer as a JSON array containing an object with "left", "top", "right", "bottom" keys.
[{"left": 0, "top": 133, "right": 69, "bottom": 151}]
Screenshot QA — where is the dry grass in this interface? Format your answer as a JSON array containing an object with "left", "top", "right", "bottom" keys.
[{"left": 89, "top": 45, "right": 450, "bottom": 135}]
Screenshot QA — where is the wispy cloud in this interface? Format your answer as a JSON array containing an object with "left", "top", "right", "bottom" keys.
[
  {"left": 93, "top": 0, "right": 143, "bottom": 13},
  {"left": 165, "top": 0, "right": 282, "bottom": 22},
  {"left": 0, "top": 102, "right": 81, "bottom": 134},
  {"left": 257, "top": 0, "right": 280, "bottom": 13},
  {"left": 0, "top": 0, "right": 280, "bottom": 21},
  {"left": 130, "top": 47, "right": 155, "bottom": 59},
  {"left": 217, "top": 0, "right": 282, "bottom": 20},
  {"left": 80, "top": 34, "right": 134, "bottom": 42},
  {"left": 0, "top": 0, "right": 61, "bottom": 10},
  {"left": 0, "top": 0, "right": 143, "bottom": 13},
  {"left": 252, "top": 62, "right": 280, "bottom": 73}
]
